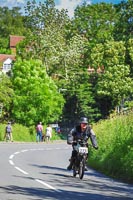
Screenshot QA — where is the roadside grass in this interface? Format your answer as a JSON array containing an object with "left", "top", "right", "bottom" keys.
[
  {"left": 89, "top": 113, "right": 133, "bottom": 184},
  {"left": 0, "top": 113, "right": 132, "bottom": 184},
  {"left": 0, "top": 124, "right": 64, "bottom": 142}
]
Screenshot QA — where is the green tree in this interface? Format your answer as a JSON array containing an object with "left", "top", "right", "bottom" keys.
[
  {"left": 114, "top": 0, "right": 133, "bottom": 76},
  {"left": 0, "top": 7, "right": 26, "bottom": 37},
  {"left": 114, "top": 0, "right": 133, "bottom": 41},
  {"left": 0, "top": 74, "right": 14, "bottom": 120},
  {"left": 18, "top": 0, "right": 98, "bottom": 122},
  {"left": 0, "top": 6, "right": 27, "bottom": 52},
  {"left": 11, "top": 59, "right": 65, "bottom": 126},
  {"left": 95, "top": 40, "right": 133, "bottom": 115}
]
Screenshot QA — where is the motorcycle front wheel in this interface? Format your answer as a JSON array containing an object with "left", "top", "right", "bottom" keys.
[
  {"left": 79, "top": 158, "right": 85, "bottom": 179},
  {"left": 73, "top": 159, "right": 78, "bottom": 177}
]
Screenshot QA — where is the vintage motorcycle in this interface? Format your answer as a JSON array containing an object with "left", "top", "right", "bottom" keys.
[{"left": 72, "top": 139, "right": 88, "bottom": 179}]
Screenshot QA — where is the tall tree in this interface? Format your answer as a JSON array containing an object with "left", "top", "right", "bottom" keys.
[
  {"left": 0, "top": 6, "right": 27, "bottom": 52},
  {"left": 18, "top": 0, "right": 97, "bottom": 122},
  {"left": 94, "top": 40, "right": 133, "bottom": 116},
  {"left": 114, "top": 0, "right": 133, "bottom": 41},
  {"left": 11, "top": 59, "right": 65, "bottom": 126},
  {"left": 0, "top": 74, "right": 14, "bottom": 120}
]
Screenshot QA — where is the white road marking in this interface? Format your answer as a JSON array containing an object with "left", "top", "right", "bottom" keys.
[
  {"left": 21, "top": 149, "right": 28, "bottom": 152},
  {"left": 9, "top": 160, "right": 14, "bottom": 165},
  {"left": 9, "top": 146, "right": 69, "bottom": 191},
  {"left": 9, "top": 154, "right": 14, "bottom": 159},
  {"left": 35, "top": 179, "right": 61, "bottom": 192},
  {"left": 14, "top": 151, "right": 20, "bottom": 154},
  {"left": 15, "top": 166, "right": 29, "bottom": 175}
]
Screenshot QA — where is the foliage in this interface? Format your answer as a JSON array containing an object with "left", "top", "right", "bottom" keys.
[
  {"left": 0, "top": 74, "right": 14, "bottom": 119},
  {"left": 90, "top": 40, "right": 133, "bottom": 116},
  {"left": 89, "top": 113, "right": 133, "bottom": 183},
  {"left": 0, "top": 0, "right": 133, "bottom": 123},
  {"left": 74, "top": 2, "right": 117, "bottom": 43},
  {"left": 0, "top": 6, "right": 27, "bottom": 50},
  {"left": 11, "top": 59, "right": 65, "bottom": 126},
  {"left": 114, "top": 0, "right": 133, "bottom": 41},
  {"left": 17, "top": 0, "right": 98, "bottom": 122},
  {"left": 0, "top": 6, "right": 26, "bottom": 37},
  {"left": 0, "top": 123, "right": 64, "bottom": 142}
]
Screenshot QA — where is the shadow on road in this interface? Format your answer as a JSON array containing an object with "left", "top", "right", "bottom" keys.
[
  {"left": 0, "top": 184, "right": 132, "bottom": 200},
  {"left": 1, "top": 163, "right": 132, "bottom": 200}
]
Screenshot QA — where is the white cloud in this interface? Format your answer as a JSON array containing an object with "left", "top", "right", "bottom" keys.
[
  {"left": 55, "top": 0, "right": 81, "bottom": 18},
  {"left": 56, "top": 0, "right": 91, "bottom": 18},
  {"left": 0, "top": 0, "right": 91, "bottom": 17}
]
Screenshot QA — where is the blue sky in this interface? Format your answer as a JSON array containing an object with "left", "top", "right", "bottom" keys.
[{"left": 0, "top": 0, "right": 124, "bottom": 18}]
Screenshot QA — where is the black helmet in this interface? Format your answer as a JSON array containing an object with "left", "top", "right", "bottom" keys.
[{"left": 79, "top": 117, "right": 88, "bottom": 124}]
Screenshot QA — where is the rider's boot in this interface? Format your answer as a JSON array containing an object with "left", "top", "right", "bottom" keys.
[
  {"left": 67, "top": 157, "right": 74, "bottom": 170},
  {"left": 85, "top": 160, "right": 89, "bottom": 171}
]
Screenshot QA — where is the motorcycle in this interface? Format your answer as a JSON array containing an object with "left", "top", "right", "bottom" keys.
[{"left": 72, "top": 139, "right": 88, "bottom": 179}]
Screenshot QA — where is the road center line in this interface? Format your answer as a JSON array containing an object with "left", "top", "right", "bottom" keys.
[
  {"left": 9, "top": 159, "right": 14, "bottom": 165},
  {"left": 35, "top": 179, "right": 61, "bottom": 192},
  {"left": 9, "top": 147, "right": 69, "bottom": 191},
  {"left": 15, "top": 166, "right": 29, "bottom": 175}
]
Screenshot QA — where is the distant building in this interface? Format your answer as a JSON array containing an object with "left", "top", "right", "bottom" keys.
[
  {"left": 0, "top": 54, "right": 15, "bottom": 74},
  {"left": 9, "top": 35, "right": 25, "bottom": 55},
  {"left": 0, "top": 35, "right": 25, "bottom": 74}
]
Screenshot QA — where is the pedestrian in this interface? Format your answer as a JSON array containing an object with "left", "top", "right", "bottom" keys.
[
  {"left": 45, "top": 124, "right": 52, "bottom": 142},
  {"left": 36, "top": 122, "right": 43, "bottom": 142},
  {"left": 4, "top": 122, "right": 13, "bottom": 142}
]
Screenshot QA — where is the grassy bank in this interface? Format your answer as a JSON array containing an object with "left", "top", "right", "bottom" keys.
[
  {"left": 89, "top": 113, "right": 133, "bottom": 184},
  {"left": 0, "top": 114, "right": 132, "bottom": 184},
  {"left": 0, "top": 124, "right": 63, "bottom": 142}
]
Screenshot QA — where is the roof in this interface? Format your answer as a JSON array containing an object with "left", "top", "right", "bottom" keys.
[
  {"left": 10, "top": 35, "right": 25, "bottom": 47},
  {"left": 3, "top": 58, "right": 12, "bottom": 64},
  {"left": 0, "top": 54, "right": 16, "bottom": 62}
]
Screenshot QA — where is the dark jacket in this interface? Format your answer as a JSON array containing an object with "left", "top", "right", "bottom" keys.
[{"left": 67, "top": 125, "right": 98, "bottom": 149}]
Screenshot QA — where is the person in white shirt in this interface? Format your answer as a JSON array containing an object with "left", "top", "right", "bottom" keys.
[{"left": 45, "top": 124, "right": 52, "bottom": 142}]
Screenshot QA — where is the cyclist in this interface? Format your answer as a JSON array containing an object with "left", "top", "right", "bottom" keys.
[{"left": 67, "top": 117, "right": 98, "bottom": 170}]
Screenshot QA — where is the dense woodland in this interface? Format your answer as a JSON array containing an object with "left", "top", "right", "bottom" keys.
[{"left": 0, "top": 0, "right": 133, "bottom": 126}]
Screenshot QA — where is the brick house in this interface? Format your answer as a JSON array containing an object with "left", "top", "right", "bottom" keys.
[{"left": 9, "top": 35, "right": 25, "bottom": 55}]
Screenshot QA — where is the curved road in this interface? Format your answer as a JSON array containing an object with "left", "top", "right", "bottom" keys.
[{"left": 0, "top": 142, "right": 132, "bottom": 200}]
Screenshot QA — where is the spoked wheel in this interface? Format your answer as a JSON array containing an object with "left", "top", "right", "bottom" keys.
[
  {"left": 79, "top": 159, "right": 85, "bottom": 179},
  {"left": 73, "top": 160, "right": 78, "bottom": 177}
]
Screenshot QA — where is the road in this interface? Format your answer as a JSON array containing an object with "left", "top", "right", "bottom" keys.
[{"left": 0, "top": 141, "right": 132, "bottom": 200}]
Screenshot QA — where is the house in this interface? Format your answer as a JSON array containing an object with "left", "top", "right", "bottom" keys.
[
  {"left": 0, "top": 54, "right": 15, "bottom": 74},
  {"left": 0, "top": 35, "right": 25, "bottom": 74},
  {"left": 10, "top": 35, "right": 25, "bottom": 55}
]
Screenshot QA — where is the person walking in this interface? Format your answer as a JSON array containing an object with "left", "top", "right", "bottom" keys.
[
  {"left": 45, "top": 124, "right": 52, "bottom": 142},
  {"left": 36, "top": 122, "right": 43, "bottom": 142},
  {"left": 4, "top": 122, "right": 13, "bottom": 142}
]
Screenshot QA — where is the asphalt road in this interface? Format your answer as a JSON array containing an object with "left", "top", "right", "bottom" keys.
[{"left": 0, "top": 141, "right": 132, "bottom": 200}]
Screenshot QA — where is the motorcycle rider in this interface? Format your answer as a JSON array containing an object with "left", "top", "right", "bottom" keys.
[{"left": 67, "top": 117, "right": 98, "bottom": 170}]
